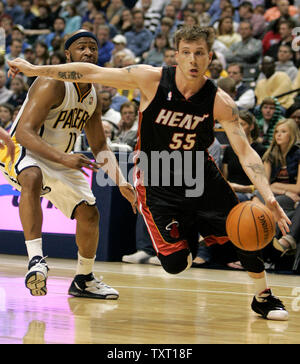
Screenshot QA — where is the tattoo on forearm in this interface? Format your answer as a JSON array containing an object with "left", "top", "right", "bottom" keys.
[
  {"left": 58, "top": 71, "right": 83, "bottom": 80},
  {"left": 231, "top": 106, "right": 239, "bottom": 122},
  {"left": 245, "top": 163, "right": 266, "bottom": 179},
  {"left": 125, "top": 65, "right": 140, "bottom": 73}
]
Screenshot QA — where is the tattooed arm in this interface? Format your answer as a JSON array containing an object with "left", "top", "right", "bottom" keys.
[
  {"left": 7, "top": 58, "right": 161, "bottom": 100},
  {"left": 214, "top": 88, "right": 290, "bottom": 234}
]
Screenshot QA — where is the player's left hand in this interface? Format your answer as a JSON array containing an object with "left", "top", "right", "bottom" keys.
[
  {"left": 119, "top": 183, "right": 137, "bottom": 214},
  {"left": 265, "top": 197, "right": 291, "bottom": 236}
]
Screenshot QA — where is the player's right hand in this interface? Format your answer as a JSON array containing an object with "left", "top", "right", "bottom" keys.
[
  {"left": 61, "top": 153, "right": 100, "bottom": 176},
  {"left": 7, "top": 58, "right": 36, "bottom": 78}
]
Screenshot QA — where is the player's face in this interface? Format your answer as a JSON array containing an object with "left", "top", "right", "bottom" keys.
[
  {"left": 67, "top": 37, "right": 98, "bottom": 65},
  {"left": 175, "top": 39, "right": 212, "bottom": 80}
]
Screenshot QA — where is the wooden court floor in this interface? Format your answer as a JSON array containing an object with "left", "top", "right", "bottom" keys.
[{"left": 0, "top": 254, "right": 299, "bottom": 344}]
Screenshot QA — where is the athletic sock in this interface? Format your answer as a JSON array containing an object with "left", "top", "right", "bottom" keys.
[
  {"left": 25, "top": 238, "right": 43, "bottom": 261},
  {"left": 76, "top": 253, "right": 95, "bottom": 276},
  {"left": 252, "top": 274, "right": 269, "bottom": 302}
]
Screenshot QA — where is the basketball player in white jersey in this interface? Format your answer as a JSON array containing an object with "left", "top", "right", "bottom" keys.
[{"left": 0, "top": 30, "right": 137, "bottom": 299}]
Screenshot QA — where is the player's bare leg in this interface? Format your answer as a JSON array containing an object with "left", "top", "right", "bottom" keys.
[
  {"left": 18, "top": 167, "right": 48, "bottom": 296},
  {"left": 68, "top": 203, "right": 119, "bottom": 299}
]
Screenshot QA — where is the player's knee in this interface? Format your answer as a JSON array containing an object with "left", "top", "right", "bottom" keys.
[
  {"left": 19, "top": 167, "right": 43, "bottom": 193},
  {"left": 74, "top": 203, "right": 100, "bottom": 226},
  {"left": 236, "top": 248, "right": 265, "bottom": 273},
  {"left": 158, "top": 249, "right": 192, "bottom": 274}
]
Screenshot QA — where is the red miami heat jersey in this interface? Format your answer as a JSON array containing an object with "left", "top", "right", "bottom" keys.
[{"left": 136, "top": 66, "right": 218, "bottom": 193}]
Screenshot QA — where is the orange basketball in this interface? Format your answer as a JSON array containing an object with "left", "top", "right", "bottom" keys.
[{"left": 226, "top": 201, "right": 276, "bottom": 251}]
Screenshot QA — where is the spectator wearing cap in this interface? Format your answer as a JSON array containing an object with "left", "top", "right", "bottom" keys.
[
  {"left": 111, "top": 34, "right": 135, "bottom": 59},
  {"left": 96, "top": 24, "right": 115, "bottom": 67},
  {"left": 238, "top": 1, "right": 266, "bottom": 39},
  {"left": 124, "top": 9, "right": 153, "bottom": 59},
  {"left": 6, "top": 24, "right": 31, "bottom": 54}
]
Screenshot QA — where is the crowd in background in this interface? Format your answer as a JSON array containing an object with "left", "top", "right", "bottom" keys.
[{"left": 1, "top": 0, "right": 300, "bottom": 273}]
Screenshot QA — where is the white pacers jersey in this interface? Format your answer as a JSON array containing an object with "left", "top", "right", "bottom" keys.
[
  {"left": 10, "top": 81, "right": 97, "bottom": 153},
  {"left": 1, "top": 81, "right": 98, "bottom": 219}
]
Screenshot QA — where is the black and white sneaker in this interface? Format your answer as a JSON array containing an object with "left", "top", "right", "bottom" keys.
[
  {"left": 251, "top": 289, "right": 288, "bottom": 321},
  {"left": 25, "top": 256, "right": 49, "bottom": 296},
  {"left": 68, "top": 273, "right": 119, "bottom": 300}
]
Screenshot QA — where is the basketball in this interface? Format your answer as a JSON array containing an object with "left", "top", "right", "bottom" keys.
[{"left": 226, "top": 201, "right": 276, "bottom": 251}]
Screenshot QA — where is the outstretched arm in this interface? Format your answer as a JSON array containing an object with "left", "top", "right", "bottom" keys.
[
  {"left": 7, "top": 58, "right": 160, "bottom": 96},
  {"left": 214, "top": 89, "right": 291, "bottom": 235}
]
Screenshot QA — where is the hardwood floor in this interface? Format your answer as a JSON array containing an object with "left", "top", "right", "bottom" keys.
[{"left": 0, "top": 254, "right": 299, "bottom": 344}]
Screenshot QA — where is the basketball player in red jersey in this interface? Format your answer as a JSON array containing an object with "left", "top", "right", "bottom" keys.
[
  {"left": 2, "top": 30, "right": 137, "bottom": 299},
  {"left": 8, "top": 26, "right": 291, "bottom": 320}
]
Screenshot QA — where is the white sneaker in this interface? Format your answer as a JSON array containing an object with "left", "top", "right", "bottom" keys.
[
  {"left": 25, "top": 256, "right": 49, "bottom": 296},
  {"left": 68, "top": 273, "right": 119, "bottom": 299},
  {"left": 122, "top": 250, "right": 152, "bottom": 264},
  {"left": 148, "top": 255, "right": 161, "bottom": 266}
]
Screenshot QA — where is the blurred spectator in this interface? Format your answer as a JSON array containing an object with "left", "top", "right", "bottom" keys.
[
  {"left": 24, "top": 4, "right": 52, "bottom": 43},
  {"left": 275, "top": 44, "right": 298, "bottom": 82},
  {"left": 155, "top": 17, "right": 175, "bottom": 47},
  {"left": 2, "top": 16, "right": 14, "bottom": 50},
  {"left": 225, "top": 21, "right": 262, "bottom": 72},
  {"left": 4, "top": 0, "right": 23, "bottom": 20},
  {"left": 124, "top": 9, "right": 153, "bottom": 59},
  {"left": 143, "top": 33, "right": 170, "bottom": 66},
  {"left": 217, "top": 76, "right": 236, "bottom": 99},
  {"left": 7, "top": 75, "right": 27, "bottom": 107},
  {"left": 7, "top": 24, "right": 31, "bottom": 54},
  {"left": 255, "top": 56, "right": 294, "bottom": 110},
  {"left": 286, "top": 101, "right": 300, "bottom": 129},
  {"left": 114, "top": 101, "right": 138, "bottom": 150},
  {"left": 193, "top": 0, "right": 211, "bottom": 27},
  {"left": 73, "top": 0, "right": 88, "bottom": 18},
  {"left": 5, "top": 39, "right": 24, "bottom": 72},
  {"left": 0, "top": 102, "right": 14, "bottom": 131},
  {"left": 238, "top": 1, "right": 266, "bottom": 39},
  {"left": 262, "top": 17, "right": 282, "bottom": 55},
  {"left": 117, "top": 8, "right": 134, "bottom": 34},
  {"left": 98, "top": 90, "right": 121, "bottom": 130},
  {"left": 213, "top": 4, "right": 239, "bottom": 32},
  {"left": 102, "top": 120, "right": 115, "bottom": 144},
  {"left": 266, "top": 19, "right": 297, "bottom": 64},
  {"left": 161, "top": 3, "right": 182, "bottom": 35},
  {"left": 47, "top": 0, "right": 64, "bottom": 25},
  {"left": 44, "top": 17, "right": 66, "bottom": 50},
  {"left": 96, "top": 24, "right": 115, "bottom": 67},
  {"left": 162, "top": 47, "right": 177, "bottom": 66},
  {"left": 106, "top": 0, "right": 126, "bottom": 27},
  {"left": 110, "top": 50, "right": 127, "bottom": 67},
  {"left": 140, "top": 0, "right": 162, "bottom": 34},
  {"left": 209, "top": 0, "right": 239, "bottom": 25},
  {"left": 227, "top": 63, "right": 256, "bottom": 110},
  {"left": 118, "top": 55, "right": 140, "bottom": 102},
  {"left": 15, "top": 0, "right": 36, "bottom": 29},
  {"left": 264, "top": 0, "right": 297, "bottom": 22},
  {"left": 222, "top": 110, "right": 266, "bottom": 202},
  {"left": 255, "top": 96, "right": 284, "bottom": 146},
  {"left": 217, "top": 16, "right": 242, "bottom": 49},
  {"left": 63, "top": 4, "right": 82, "bottom": 34},
  {"left": 49, "top": 51, "right": 66, "bottom": 65},
  {"left": 92, "top": 11, "right": 118, "bottom": 40},
  {"left": 103, "top": 86, "right": 129, "bottom": 112},
  {"left": 111, "top": 34, "right": 135, "bottom": 59},
  {"left": 34, "top": 41, "right": 49, "bottom": 65},
  {"left": 206, "top": 59, "right": 228, "bottom": 84}
]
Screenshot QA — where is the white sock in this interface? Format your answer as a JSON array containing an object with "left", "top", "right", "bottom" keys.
[
  {"left": 25, "top": 238, "right": 43, "bottom": 261},
  {"left": 76, "top": 253, "right": 95, "bottom": 276},
  {"left": 252, "top": 274, "right": 269, "bottom": 301}
]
